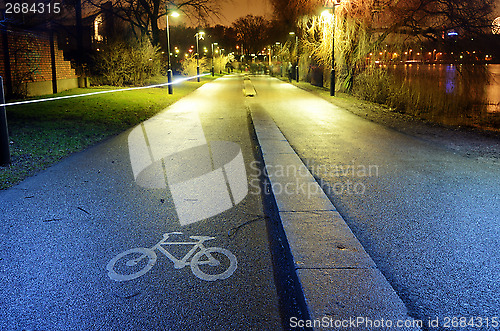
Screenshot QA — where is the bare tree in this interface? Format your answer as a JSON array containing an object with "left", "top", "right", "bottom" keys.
[
  {"left": 232, "top": 15, "right": 270, "bottom": 55},
  {"left": 86, "top": 0, "right": 223, "bottom": 46},
  {"left": 269, "top": 0, "right": 322, "bottom": 31},
  {"left": 386, "top": 0, "right": 495, "bottom": 40}
]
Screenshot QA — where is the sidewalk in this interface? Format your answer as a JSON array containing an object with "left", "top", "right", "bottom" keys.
[{"left": 250, "top": 103, "right": 421, "bottom": 331}]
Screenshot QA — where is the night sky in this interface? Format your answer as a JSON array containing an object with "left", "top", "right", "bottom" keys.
[
  {"left": 216, "top": 0, "right": 500, "bottom": 26},
  {"left": 218, "top": 0, "right": 273, "bottom": 25}
]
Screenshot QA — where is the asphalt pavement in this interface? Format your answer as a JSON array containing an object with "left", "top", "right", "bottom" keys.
[
  {"left": 0, "top": 76, "right": 283, "bottom": 331},
  {"left": 2, "top": 73, "right": 499, "bottom": 331},
  {"left": 249, "top": 75, "right": 500, "bottom": 330}
]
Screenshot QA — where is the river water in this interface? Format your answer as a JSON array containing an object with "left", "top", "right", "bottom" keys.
[{"left": 389, "top": 64, "right": 500, "bottom": 130}]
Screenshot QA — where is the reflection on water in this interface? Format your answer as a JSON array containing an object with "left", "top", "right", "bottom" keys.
[
  {"left": 486, "top": 65, "right": 500, "bottom": 113},
  {"left": 445, "top": 65, "right": 456, "bottom": 95},
  {"left": 389, "top": 64, "right": 500, "bottom": 130}
]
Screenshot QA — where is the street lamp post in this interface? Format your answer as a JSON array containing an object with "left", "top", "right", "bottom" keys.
[
  {"left": 211, "top": 42, "right": 218, "bottom": 76},
  {"left": 195, "top": 31, "right": 205, "bottom": 82},
  {"left": 276, "top": 42, "right": 282, "bottom": 77},
  {"left": 323, "top": 0, "right": 342, "bottom": 96},
  {"left": 268, "top": 45, "right": 272, "bottom": 67},
  {"left": 0, "top": 77, "right": 11, "bottom": 166},
  {"left": 289, "top": 32, "right": 299, "bottom": 82},
  {"left": 220, "top": 49, "right": 224, "bottom": 74},
  {"left": 165, "top": 8, "right": 179, "bottom": 94}
]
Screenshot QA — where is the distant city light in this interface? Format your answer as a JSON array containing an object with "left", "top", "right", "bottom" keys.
[{"left": 448, "top": 31, "right": 458, "bottom": 36}]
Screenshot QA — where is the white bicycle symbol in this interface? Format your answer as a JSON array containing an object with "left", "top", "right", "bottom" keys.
[{"left": 107, "top": 232, "right": 237, "bottom": 282}]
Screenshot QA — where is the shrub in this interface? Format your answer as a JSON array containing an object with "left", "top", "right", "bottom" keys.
[
  {"left": 180, "top": 57, "right": 209, "bottom": 76},
  {"left": 94, "top": 38, "right": 161, "bottom": 86},
  {"left": 214, "top": 55, "right": 229, "bottom": 73}
]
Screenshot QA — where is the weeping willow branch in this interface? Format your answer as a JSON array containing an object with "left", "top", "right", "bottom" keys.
[
  {"left": 295, "top": 0, "right": 494, "bottom": 92},
  {"left": 299, "top": 0, "right": 383, "bottom": 91}
]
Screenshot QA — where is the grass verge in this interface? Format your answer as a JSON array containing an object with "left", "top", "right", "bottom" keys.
[{"left": 0, "top": 75, "right": 215, "bottom": 190}]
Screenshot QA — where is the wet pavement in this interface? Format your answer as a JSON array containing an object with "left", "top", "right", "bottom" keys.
[
  {"left": 249, "top": 75, "right": 500, "bottom": 330},
  {"left": 0, "top": 76, "right": 283, "bottom": 331},
  {"left": 2, "top": 73, "right": 499, "bottom": 331}
]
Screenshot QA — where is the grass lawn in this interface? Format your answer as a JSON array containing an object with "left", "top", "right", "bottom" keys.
[{"left": 0, "top": 75, "right": 216, "bottom": 190}]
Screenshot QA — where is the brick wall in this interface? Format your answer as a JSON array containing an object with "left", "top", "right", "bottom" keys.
[{"left": 0, "top": 30, "right": 77, "bottom": 84}]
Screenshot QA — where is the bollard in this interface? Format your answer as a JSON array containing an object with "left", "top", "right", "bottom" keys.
[{"left": 0, "top": 76, "right": 11, "bottom": 166}]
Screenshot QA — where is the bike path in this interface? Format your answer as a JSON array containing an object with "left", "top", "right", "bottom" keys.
[
  {"left": 0, "top": 76, "right": 283, "bottom": 330},
  {"left": 248, "top": 76, "right": 500, "bottom": 330}
]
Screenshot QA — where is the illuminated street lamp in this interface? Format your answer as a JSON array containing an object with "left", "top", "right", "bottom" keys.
[
  {"left": 195, "top": 31, "right": 205, "bottom": 82},
  {"left": 165, "top": 7, "right": 179, "bottom": 94},
  {"left": 323, "top": 0, "right": 342, "bottom": 96},
  {"left": 492, "top": 17, "right": 500, "bottom": 35}
]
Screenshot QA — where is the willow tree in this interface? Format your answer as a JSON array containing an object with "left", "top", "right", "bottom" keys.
[
  {"left": 269, "top": 0, "right": 321, "bottom": 32},
  {"left": 298, "top": 0, "right": 381, "bottom": 90},
  {"left": 292, "top": 0, "right": 495, "bottom": 91}
]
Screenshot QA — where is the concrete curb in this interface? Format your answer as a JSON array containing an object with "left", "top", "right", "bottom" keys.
[
  {"left": 243, "top": 78, "right": 257, "bottom": 96},
  {"left": 250, "top": 106, "right": 421, "bottom": 331}
]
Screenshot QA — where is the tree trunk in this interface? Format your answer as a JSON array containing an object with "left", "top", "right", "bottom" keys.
[{"left": 151, "top": 20, "right": 160, "bottom": 46}]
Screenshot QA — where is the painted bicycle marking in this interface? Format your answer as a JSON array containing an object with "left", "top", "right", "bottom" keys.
[{"left": 106, "top": 232, "right": 237, "bottom": 282}]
